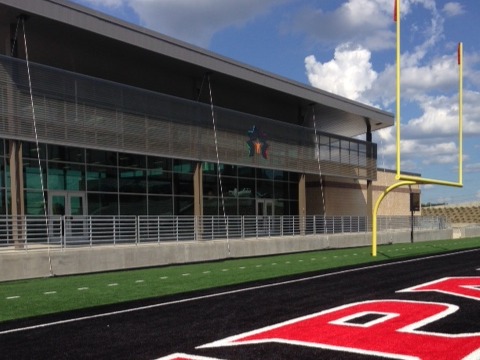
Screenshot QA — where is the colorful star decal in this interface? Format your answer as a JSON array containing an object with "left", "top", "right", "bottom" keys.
[{"left": 247, "top": 125, "right": 269, "bottom": 159}]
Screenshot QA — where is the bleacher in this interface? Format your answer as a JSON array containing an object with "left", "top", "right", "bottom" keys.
[{"left": 422, "top": 203, "right": 480, "bottom": 225}]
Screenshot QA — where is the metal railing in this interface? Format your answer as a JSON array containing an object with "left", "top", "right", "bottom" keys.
[{"left": 0, "top": 215, "right": 449, "bottom": 251}]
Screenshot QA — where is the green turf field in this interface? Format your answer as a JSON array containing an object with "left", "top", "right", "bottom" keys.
[{"left": 1, "top": 237, "right": 479, "bottom": 323}]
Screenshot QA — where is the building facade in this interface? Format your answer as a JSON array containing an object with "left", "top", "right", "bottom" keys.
[{"left": 0, "top": 0, "right": 413, "bottom": 223}]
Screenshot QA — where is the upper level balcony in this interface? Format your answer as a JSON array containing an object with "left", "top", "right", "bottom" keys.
[{"left": 0, "top": 55, "right": 377, "bottom": 180}]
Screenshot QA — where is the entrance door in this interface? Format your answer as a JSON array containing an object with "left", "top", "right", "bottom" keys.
[
  {"left": 256, "top": 199, "right": 274, "bottom": 235},
  {"left": 49, "top": 191, "right": 87, "bottom": 244},
  {"left": 256, "top": 199, "right": 274, "bottom": 217}
]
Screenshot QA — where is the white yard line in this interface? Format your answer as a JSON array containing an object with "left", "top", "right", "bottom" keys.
[{"left": 1, "top": 248, "right": 478, "bottom": 336}]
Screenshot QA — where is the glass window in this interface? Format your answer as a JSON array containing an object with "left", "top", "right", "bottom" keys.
[
  {"left": 274, "top": 181, "right": 289, "bottom": 199},
  {"left": 48, "top": 144, "right": 84, "bottom": 163},
  {"left": 273, "top": 170, "right": 288, "bottom": 181},
  {"left": 173, "top": 173, "right": 193, "bottom": 196},
  {"left": 256, "top": 168, "right": 275, "bottom": 180},
  {"left": 203, "top": 175, "right": 218, "bottom": 196},
  {"left": 148, "top": 170, "right": 172, "bottom": 195},
  {"left": 237, "top": 178, "right": 255, "bottom": 198},
  {"left": 175, "top": 196, "right": 194, "bottom": 215},
  {"left": 22, "top": 142, "right": 46, "bottom": 160},
  {"left": 202, "top": 162, "right": 217, "bottom": 175},
  {"left": 148, "top": 156, "right": 172, "bottom": 171},
  {"left": 0, "top": 189, "right": 6, "bottom": 215},
  {"left": 222, "top": 176, "right": 238, "bottom": 198},
  {"left": 47, "top": 162, "right": 85, "bottom": 191},
  {"left": 118, "top": 152, "right": 146, "bottom": 168},
  {"left": 120, "top": 194, "right": 147, "bottom": 215},
  {"left": 0, "top": 138, "right": 4, "bottom": 156},
  {"left": 173, "top": 159, "right": 195, "bottom": 174},
  {"left": 119, "top": 168, "right": 146, "bottom": 193},
  {"left": 88, "top": 193, "right": 118, "bottom": 215},
  {"left": 24, "top": 190, "right": 45, "bottom": 215},
  {"left": 0, "top": 157, "right": 5, "bottom": 188},
  {"left": 203, "top": 194, "right": 219, "bottom": 215},
  {"left": 238, "top": 166, "right": 255, "bottom": 178},
  {"left": 221, "top": 164, "right": 237, "bottom": 177},
  {"left": 256, "top": 179, "right": 273, "bottom": 198},
  {"left": 148, "top": 195, "right": 173, "bottom": 215},
  {"left": 86, "top": 149, "right": 117, "bottom": 166},
  {"left": 87, "top": 165, "right": 118, "bottom": 192},
  {"left": 23, "top": 159, "right": 47, "bottom": 190}
]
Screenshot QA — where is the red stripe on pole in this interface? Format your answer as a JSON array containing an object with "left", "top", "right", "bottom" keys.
[
  {"left": 457, "top": 43, "right": 461, "bottom": 65},
  {"left": 394, "top": 0, "right": 397, "bottom": 22}
]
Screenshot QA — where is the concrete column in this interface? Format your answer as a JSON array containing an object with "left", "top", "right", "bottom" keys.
[
  {"left": 298, "top": 173, "right": 306, "bottom": 235},
  {"left": 9, "top": 140, "right": 24, "bottom": 249}
]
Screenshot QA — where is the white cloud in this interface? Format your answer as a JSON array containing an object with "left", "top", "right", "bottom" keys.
[
  {"left": 305, "top": 44, "right": 377, "bottom": 101},
  {"left": 289, "top": 0, "right": 394, "bottom": 51},
  {"left": 76, "top": 0, "right": 285, "bottom": 47},
  {"left": 402, "top": 90, "right": 480, "bottom": 138},
  {"left": 465, "top": 163, "right": 480, "bottom": 173},
  {"left": 442, "top": 2, "right": 465, "bottom": 17},
  {"left": 126, "top": 0, "right": 285, "bottom": 47}
]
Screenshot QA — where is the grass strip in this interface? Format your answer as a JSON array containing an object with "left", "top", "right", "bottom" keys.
[{"left": 1, "top": 237, "right": 479, "bottom": 323}]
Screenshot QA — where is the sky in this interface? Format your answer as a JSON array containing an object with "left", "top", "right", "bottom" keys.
[{"left": 70, "top": 0, "right": 480, "bottom": 206}]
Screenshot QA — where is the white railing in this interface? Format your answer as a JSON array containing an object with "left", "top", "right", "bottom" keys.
[{"left": 0, "top": 215, "right": 449, "bottom": 251}]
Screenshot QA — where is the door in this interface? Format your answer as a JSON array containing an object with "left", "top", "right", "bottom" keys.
[
  {"left": 49, "top": 191, "right": 87, "bottom": 244},
  {"left": 256, "top": 199, "right": 274, "bottom": 235},
  {"left": 256, "top": 199, "right": 274, "bottom": 216}
]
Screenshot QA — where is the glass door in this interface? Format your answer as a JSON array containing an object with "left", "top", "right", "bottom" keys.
[
  {"left": 256, "top": 199, "right": 274, "bottom": 235},
  {"left": 49, "top": 191, "right": 87, "bottom": 244},
  {"left": 256, "top": 199, "right": 274, "bottom": 216}
]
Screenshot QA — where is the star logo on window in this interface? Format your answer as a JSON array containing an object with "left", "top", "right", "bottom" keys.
[{"left": 247, "top": 125, "right": 269, "bottom": 159}]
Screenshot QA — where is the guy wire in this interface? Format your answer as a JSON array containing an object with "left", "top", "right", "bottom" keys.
[{"left": 21, "top": 16, "right": 54, "bottom": 276}]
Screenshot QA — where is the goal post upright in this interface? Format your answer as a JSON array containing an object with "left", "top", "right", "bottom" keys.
[{"left": 371, "top": 0, "right": 463, "bottom": 256}]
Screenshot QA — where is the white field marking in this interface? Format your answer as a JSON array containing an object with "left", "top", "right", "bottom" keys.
[
  {"left": 44, "top": 291, "right": 57, "bottom": 295},
  {"left": 182, "top": 273, "right": 191, "bottom": 276},
  {"left": 271, "top": 263, "right": 277, "bottom": 265},
  {"left": 203, "top": 271, "right": 211, "bottom": 274},
  {"left": 107, "top": 283, "right": 118, "bottom": 287},
  {"left": 298, "top": 260, "right": 304, "bottom": 262},
  {"left": 239, "top": 267, "right": 245, "bottom": 270},
  {"left": 155, "top": 353, "right": 224, "bottom": 360},
  {"left": 160, "top": 276, "right": 168, "bottom": 279},
  {"left": 2, "top": 247, "right": 479, "bottom": 336},
  {"left": 311, "top": 258, "right": 316, "bottom": 261},
  {"left": 135, "top": 280, "right": 144, "bottom": 283},
  {"left": 78, "top": 287, "right": 89, "bottom": 291},
  {"left": 256, "top": 265, "right": 262, "bottom": 268},
  {"left": 285, "top": 261, "right": 290, "bottom": 264},
  {"left": 221, "top": 269, "right": 229, "bottom": 272},
  {"left": 6, "top": 296, "right": 20, "bottom": 300}
]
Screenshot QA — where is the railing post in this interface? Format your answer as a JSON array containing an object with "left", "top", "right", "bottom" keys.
[
  {"left": 136, "top": 216, "right": 140, "bottom": 245},
  {"left": 176, "top": 216, "right": 179, "bottom": 242},
  {"left": 89, "top": 216, "right": 92, "bottom": 247}
]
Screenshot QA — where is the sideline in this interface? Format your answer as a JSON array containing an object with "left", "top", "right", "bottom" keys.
[{"left": 1, "top": 247, "right": 479, "bottom": 335}]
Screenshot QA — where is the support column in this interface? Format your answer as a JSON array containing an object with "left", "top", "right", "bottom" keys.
[
  {"left": 193, "top": 162, "right": 203, "bottom": 240},
  {"left": 9, "top": 140, "right": 24, "bottom": 249},
  {"left": 365, "top": 120, "right": 373, "bottom": 231},
  {"left": 298, "top": 173, "right": 306, "bottom": 235}
]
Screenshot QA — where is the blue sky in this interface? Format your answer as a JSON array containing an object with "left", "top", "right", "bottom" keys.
[{"left": 71, "top": 0, "right": 480, "bottom": 206}]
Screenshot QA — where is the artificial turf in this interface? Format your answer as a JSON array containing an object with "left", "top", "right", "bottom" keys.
[{"left": 1, "top": 237, "right": 479, "bottom": 323}]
